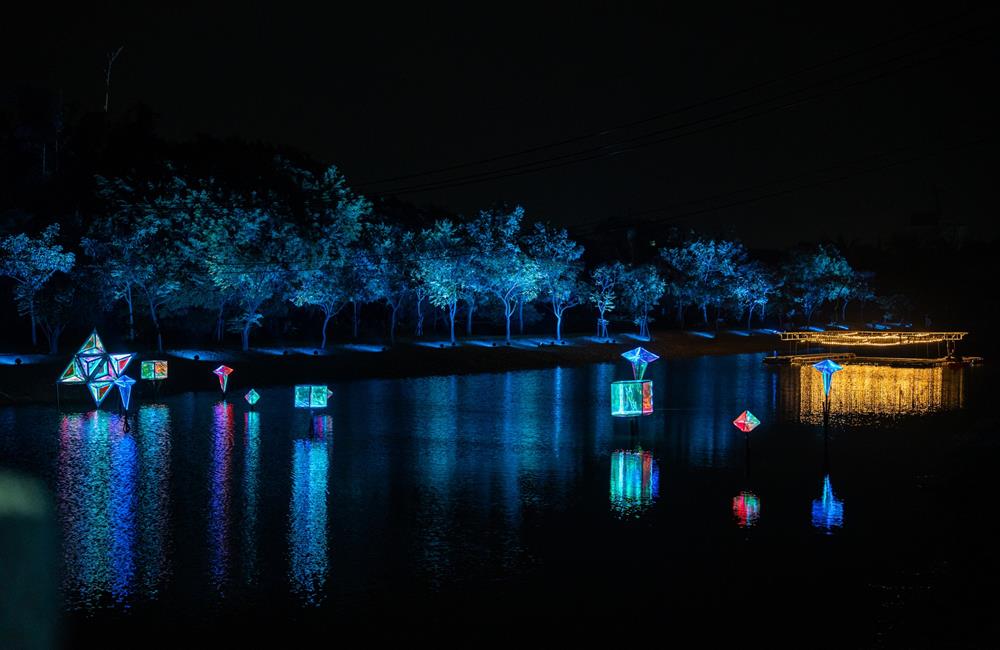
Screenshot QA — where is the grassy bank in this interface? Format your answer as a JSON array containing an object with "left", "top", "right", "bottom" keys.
[{"left": 0, "top": 330, "right": 780, "bottom": 406}]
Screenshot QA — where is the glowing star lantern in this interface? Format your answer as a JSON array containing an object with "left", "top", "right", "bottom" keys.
[
  {"left": 295, "top": 385, "right": 333, "bottom": 409},
  {"left": 611, "top": 347, "right": 658, "bottom": 417},
  {"left": 114, "top": 375, "right": 136, "bottom": 411},
  {"left": 811, "top": 475, "right": 844, "bottom": 532},
  {"left": 57, "top": 330, "right": 135, "bottom": 407},
  {"left": 812, "top": 359, "right": 844, "bottom": 397},
  {"left": 733, "top": 410, "right": 761, "bottom": 433},
  {"left": 732, "top": 491, "right": 760, "bottom": 527},
  {"left": 141, "top": 360, "right": 169, "bottom": 380},
  {"left": 244, "top": 389, "right": 260, "bottom": 406},
  {"left": 213, "top": 365, "right": 234, "bottom": 393}
]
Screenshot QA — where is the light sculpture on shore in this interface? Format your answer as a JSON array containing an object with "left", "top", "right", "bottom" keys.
[
  {"left": 113, "top": 375, "right": 136, "bottom": 411},
  {"left": 295, "top": 385, "right": 333, "bottom": 409},
  {"left": 245, "top": 389, "right": 260, "bottom": 406},
  {"left": 611, "top": 347, "right": 658, "bottom": 417},
  {"left": 732, "top": 410, "right": 760, "bottom": 433},
  {"left": 57, "top": 331, "right": 135, "bottom": 407},
  {"left": 213, "top": 365, "right": 234, "bottom": 393},
  {"left": 812, "top": 359, "right": 844, "bottom": 397},
  {"left": 141, "top": 360, "right": 168, "bottom": 380}
]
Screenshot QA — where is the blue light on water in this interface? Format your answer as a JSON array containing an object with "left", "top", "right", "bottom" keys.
[
  {"left": 289, "top": 438, "right": 329, "bottom": 605},
  {"left": 811, "top": 475, "right": 844, "bottom": 532},
  {"left": 208, "top": 402, "right": 234, "bottom": 593}
]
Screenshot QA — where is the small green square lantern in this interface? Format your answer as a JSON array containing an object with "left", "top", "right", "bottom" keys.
[{"left": 141, "top": 360, "right": 169, "bottom": 380}]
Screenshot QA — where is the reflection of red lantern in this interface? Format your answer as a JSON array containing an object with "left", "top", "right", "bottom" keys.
[{"left": 732, "top": 491, "right": 760, "bottom": 527}]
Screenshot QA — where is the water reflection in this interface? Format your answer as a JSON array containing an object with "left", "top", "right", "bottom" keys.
[
  {"left": 56, "top": 407, "right": 170, "bottom": 609},
  {"left": 781, "top": 364, "right": 964, "bottom": 424},
  {"left": 811, "top": 475, "right": 844, "bottom": 533},
  {"left": 208, "top": 402, "right": 234, "bottom": 593},
  {"left": 732, "top": 491, "right": 760, "bottom": 527},
  {"left": 609, "top": 449, "right": 659, "bottom": 517},
  {"left": 241, "top": 411, "right": 260, "bottom": 586},
  {"left": 288, "top": 437, "right": 330, "bottom": 605}
]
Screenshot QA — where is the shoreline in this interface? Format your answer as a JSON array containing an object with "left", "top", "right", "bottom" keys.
[{"left": 0, "top": 330, "right": 780, "bottom": 406}]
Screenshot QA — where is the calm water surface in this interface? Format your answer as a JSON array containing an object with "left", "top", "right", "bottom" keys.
[{"left": 1, "top": 353, "right": 997, "bottom": 644}]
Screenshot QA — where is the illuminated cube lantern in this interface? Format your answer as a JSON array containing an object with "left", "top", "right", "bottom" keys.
[
  {"left": 245, "top": 388, "right": 260, "bottom": 406},
  {"left": 141, "top": 360, "right": 169, "bottom": 380},
  {"left": 611, "top": 380, "right": 653, "bottom": 417},
  {"left": 610, "top": 346, "right": 658, "bottom": 417},
  {"left": 294, "top": 385, "right": 333, "bottom": 409}
]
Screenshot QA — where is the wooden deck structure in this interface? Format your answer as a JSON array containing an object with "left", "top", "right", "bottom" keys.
[{"left": 764, "top": 330, "right": 979, "bottom": 367}]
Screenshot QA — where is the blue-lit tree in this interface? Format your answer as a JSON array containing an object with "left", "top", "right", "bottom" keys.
[
  {"left": 730, "top": 260, "right": 780, "bottom": 329},
  {"left": 590, "top": 262, "right": 624, "bottom": 338},
  {"left": 524, "top": 223, "right": 584, "bottom": 342},
  {"left": 660, "top": 237, "right": 745, "bottom": 328},
  {"left": 466, "top": 206, "right": 539, "bottom": 344},
  {"left": 414, "top": 219, "right": 472, "bottom": 344},
  {"left": 290, "top": 263, "right": 348, "bottom": 350},
  {"left": 0, "top": 224, "right": 75, "bottom": 347},
  {"left": 782, "top": 245, "right": 855, "bottom": 324},
  {"left": 365, "top": 222, "right": 413, "bottom": 344},
  {"left": 621, "top": 264, "right": 666, "bottom": 340}
]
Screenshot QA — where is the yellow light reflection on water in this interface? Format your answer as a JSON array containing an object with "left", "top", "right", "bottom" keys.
[{"left": 783, "top": 364, "right": 964, "bottom": 423}]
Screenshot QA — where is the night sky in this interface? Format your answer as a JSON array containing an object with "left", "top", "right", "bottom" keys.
[{"left": 5, "top": 2, "right": 998, "bottom": 247}]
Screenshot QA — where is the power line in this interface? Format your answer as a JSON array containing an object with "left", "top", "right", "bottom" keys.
[
  {"left": 369, "top": 21, "right": 994, "bottom": 196},
  {"left": 353, "top": 7, "right": 982, "bottom": 190}
]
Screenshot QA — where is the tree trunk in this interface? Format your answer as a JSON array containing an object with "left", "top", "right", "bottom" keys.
[
  {"left": 556, "top": 312, "right": 562, "bottom": 342},
  {"left": 841, "top": 299, "right": 849, "bottom": 322},
  {"left": 518, "top": 298, "right": 524, "bottom": 335},
  {"left": 352, "top": 301, "right": 359, "bottom": 338},
  {"left": 505, "top": 302, "right": 513, "bottom": 344},
  {"left": 448, "top": 302, "right": 457, "bottom": 344},
  {"left": 415, "top": 295, "right": 424, "bottom": 336},
  {"left": 390, "top": 303, "right": 398, "bottom": 345},
  {"left": 321, "top": 312, "right": 332, "bottom": 349},
  {"left": 465, "top": 299, "right": 474, "bottom": 336},
  {"left": 242, "top": 322, "right": 251, "bottom": 351},
  {"left": 701, "top": 303, "right": 708, "bottom": 326},
  {"left": 28, "top": 298, "right": 37, "bottom": 347},
  {"left": 126, "top": 285, "right": 135, "bottom": 340},
  {"left": 747, "top": 305, "right": 754, "bottom": 331},
  {"left": 215, "top": 302, "right": 225, "bottom": 342},
  {"left": 148, "top": 302, "right": 164, "bottom": 353}
]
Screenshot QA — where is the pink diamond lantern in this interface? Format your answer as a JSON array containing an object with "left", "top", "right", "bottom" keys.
[{"left": 733, "top": 410, "right": 761, "bottom": 433}]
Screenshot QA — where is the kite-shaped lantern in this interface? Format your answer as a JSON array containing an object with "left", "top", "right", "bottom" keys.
[
  {"left": 57, "top": 330, "right": 135, "bottom": 408},
  {"left": 812, "top": 359, "right": 844, "bottom": 397},
  {"left": 611, "top": 347, "right": 658, "bottom": 417},
  {"left": 114, "top": 375, "right": 136, "bottom": 411},
  {"left": 295, "top": 385, "right": 333, "bottom": 409},
  {"left": 141, "top": 360, "right": 169, "bottom": 380},
  {"left": 214, "top": 365, "right": 234, "bottom": 393},
  {"left": 733, "top": 410, "right": 761, "bottom": 433}
]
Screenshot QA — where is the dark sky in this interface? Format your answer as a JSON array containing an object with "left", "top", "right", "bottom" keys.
[{"left": 4, "top": 2, "right": 998, "bottom": 247}]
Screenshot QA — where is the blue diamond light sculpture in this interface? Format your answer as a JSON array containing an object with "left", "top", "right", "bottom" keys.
[
  {"left": 812, "top": 359, "right": 844, "bottom": 397},
  {"left": 621, "top": 347, "right": 659, "bottom": 380},
  {"left": 114, "top": 375, "right": 136, "bottom": 411}
]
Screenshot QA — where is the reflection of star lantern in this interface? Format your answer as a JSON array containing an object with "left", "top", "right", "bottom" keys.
[{"left": 57, "top": 331, "right": 135, "bottom": 407}]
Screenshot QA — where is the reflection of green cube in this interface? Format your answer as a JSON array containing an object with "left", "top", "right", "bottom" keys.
[
  {"left": 294, "top": 385, "right": 331, "bottom": 408},
  {"left": 611, "top": 380, "right": 653, "bottom": 417},
  {"left": 141, "top": 360, "right": 168, "bottom": 380}
]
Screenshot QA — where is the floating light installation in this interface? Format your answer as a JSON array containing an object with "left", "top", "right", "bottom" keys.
[
  {"left": 140, "top": 360, "right": 168, "bottom": 380},
  {"left": 114, "top": 375, "right": 136, "bottom": 411},
  {"left": 244, "top": 389, "right": 260, "bottom": 406},
  {"left": 812, "top": 359, "right": 844, "bottom": 397},
  {"left": 611, "top": 347, "right": 658, "bottom": 417},
  {"left": 294, "top": 385, "right": 333, "bottom": 409},
  {"left": 732, "top": 410, "right": 760, "bottom": 433},
  {"left": 57, "top": 331, "right": 135, "bottom": 407},
  {"left": 213, "top": 365, "right": 234, "bottom": 393}
]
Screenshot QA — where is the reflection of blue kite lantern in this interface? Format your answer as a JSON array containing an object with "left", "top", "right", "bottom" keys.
[
  {"left": 611, "top": 347, "right": 658, "bottom": 417},
  {"left": 811, "top": 475, "right": 844, "bottom": 532},
  {"left": 295, "top": 385, "right": 333, "bottom": 409},
  {"left": 113, "top": 375, "right": 136, "bottom": 411},
  {"left": 812, "top": 359, "right": 844, "bottom": 397}
]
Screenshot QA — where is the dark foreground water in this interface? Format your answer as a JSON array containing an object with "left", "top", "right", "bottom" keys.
[{"left": 2, "top": 353, "right": 999, "bottom": 646}]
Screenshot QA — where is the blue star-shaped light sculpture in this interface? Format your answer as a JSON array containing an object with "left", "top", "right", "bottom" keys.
[
  {"left": 57, "top": 330, "right": 135, "bottom": 407},
  {"left": 611, "top": 347, "right": 659, "bottom": 417},
  {"left": 812, "top": 359, "right": 844, "bottom": 397},
  {"left": 811, "top": 475, "right": 844, "bottom": 532},
  {"left": 621, "top": 347, "right": 659, "bottom": 380},
  {"left": 114, "top": 375, "right": 136, "bottom": 411}
]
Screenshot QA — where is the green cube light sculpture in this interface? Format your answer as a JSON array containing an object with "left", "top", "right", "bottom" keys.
[
  {"left": 294, "top": 385, "right": 333, "bottom": 409},
  {"left": 141, "top": 360, "right": 168, "bottom": 380},
  {"left": 610, "top": 347, "right": 658, "bottom": 417}
]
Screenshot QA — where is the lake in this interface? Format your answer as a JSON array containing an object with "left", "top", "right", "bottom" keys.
[{"left": 1, "top": 353, "right": 996, "bottom": 645}]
